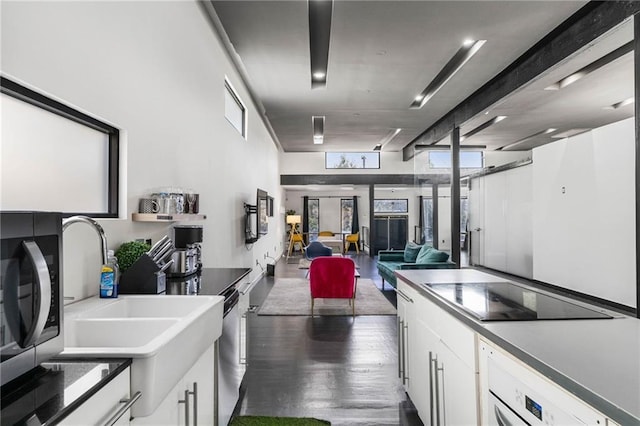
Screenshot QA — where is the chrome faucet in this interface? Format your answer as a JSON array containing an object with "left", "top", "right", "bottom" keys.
[{"left": 62, "top": 215, "right": 108, "bottom": 265}]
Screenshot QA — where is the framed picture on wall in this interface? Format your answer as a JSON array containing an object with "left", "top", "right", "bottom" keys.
[{"left": 267, "top": 196, "right": 274, "bottom": 217}]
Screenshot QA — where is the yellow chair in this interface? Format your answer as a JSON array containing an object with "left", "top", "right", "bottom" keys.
[
  {"left": 287, "top": 232, "right": 305, "bottom": 257},
  {"left": 318, "top": 231, "right": 334, "bottom": 236},
  {"left": 344, "top": 232, "right": 360, "bottom": 253}
]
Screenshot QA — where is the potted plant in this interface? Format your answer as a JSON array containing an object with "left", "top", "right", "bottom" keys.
[{"left": 115, "top": 240, "right": 151, "bottom": 272}]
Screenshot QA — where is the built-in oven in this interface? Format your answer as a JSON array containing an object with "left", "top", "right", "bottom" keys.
[
  {"left": 481, "top": 340, "right": 607, "bottom": 426},
  {"left": 0, "top": 211, "right": 63, "bottom": 386}
]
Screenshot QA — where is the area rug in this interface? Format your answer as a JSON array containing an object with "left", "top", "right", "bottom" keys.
[
  {"left": 230, "top": 416, "right": 330, "bottom": 425},
  {"left": 258, "top": 278, "right": 396, "bottom": 316}
]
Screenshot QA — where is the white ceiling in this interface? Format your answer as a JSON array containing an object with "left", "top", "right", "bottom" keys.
[{"left": 210, "top": 1, "right": 633, "bottom": 154}]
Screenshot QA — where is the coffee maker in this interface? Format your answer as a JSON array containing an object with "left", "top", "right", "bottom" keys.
[{"left": 168, "top": 225, "right": 203, "bottom": 277}]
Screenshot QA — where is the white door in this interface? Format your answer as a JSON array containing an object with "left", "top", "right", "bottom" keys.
[{"left": 469, "top": 176, "right": 485, "bottom": 266}]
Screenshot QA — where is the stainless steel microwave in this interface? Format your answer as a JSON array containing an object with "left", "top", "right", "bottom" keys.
[{"left": 0, "top": 211, "right": 63, "bottom": 386}]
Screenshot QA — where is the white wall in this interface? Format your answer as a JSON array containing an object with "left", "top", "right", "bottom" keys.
[
  {"left": 1, "top": 1, "right": 282, "bottom": 301},
  {"left": 533, "top": 118, "right": 636, "bottom": 308},
  {"left": 469, "top": 165, "right": 533, "bottom": 278}
]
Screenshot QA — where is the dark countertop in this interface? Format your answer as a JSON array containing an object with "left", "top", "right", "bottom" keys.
[
  {"left": 166, "top": 267, "right": 251, "bottom": 296},
  {"left": 1, "top": 358, "right": 131, "bottom": 426},
  {"left": 395, "top": 269, "right": 640, "bottom": 426},
  {"left": 1, "top": 268, "right": 250, "bottom": 425}
]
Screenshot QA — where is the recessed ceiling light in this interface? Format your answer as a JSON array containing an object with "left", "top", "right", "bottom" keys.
[
  {"left": 545, "top": 41, "right": 632, "bottom": 91},
  {"left": 312, "top": 115, "right": 325, "bottom": 144},
  {"left": 309, "top": 0, "right": 333, "bottom": 89},
  {"left": 604, "top": 97, "right": 634, "bottom": 109},
  {"left": 551, "top": 128, "right": 590, "bottom": 138},
  {"left": 410, "top": 39, "right": 486, "bottom": 109},
  {"left": 374, "top": 128, "right": 402, "bottom": 151},
  {"left": 461, "top": 116, "right": 507, "bottom": 141},
  {"left": 499, "top": 128, "right": 557, "bottom": 151}
]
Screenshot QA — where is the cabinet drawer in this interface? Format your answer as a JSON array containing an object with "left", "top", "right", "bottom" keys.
[
  {"left": 59, "top": 367, "right": 132, "bottom": 426},
  {"left": 415, "top": 294, "right": 476, "bottom": 370}
]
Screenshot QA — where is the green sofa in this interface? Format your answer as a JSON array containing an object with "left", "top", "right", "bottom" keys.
[{"left": 377, "top": 243, "right": 456, "bottom": 289}]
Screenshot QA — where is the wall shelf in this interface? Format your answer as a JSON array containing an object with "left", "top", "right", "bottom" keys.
[{"left": 132, "top": 213, "right": 207, "bottom": 222}]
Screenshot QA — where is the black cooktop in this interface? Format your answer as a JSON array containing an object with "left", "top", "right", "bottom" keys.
[{"left": 423, "top": 281, "right": 613, "bottom": 321}]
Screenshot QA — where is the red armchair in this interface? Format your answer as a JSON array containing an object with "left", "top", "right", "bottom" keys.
[{"left": 309, "top": 257, "right": 357, "bottom": 317}]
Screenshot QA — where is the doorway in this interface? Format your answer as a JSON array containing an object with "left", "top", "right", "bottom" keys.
[{"left": 373, "top": 215, "right": 408, "bottom": 255}]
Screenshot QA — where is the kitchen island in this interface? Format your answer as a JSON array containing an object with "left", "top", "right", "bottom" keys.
[{"left": 395, "top": 268, "right": 640, "bottom": 426}]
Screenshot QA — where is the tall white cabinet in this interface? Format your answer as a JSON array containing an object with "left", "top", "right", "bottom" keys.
[{"left": 397, "top": 278, "right": 478, "bottom": 426}]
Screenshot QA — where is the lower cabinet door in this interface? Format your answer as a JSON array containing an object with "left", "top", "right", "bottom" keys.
[
  {"left": 185, "top": 343, "right": 215, "bottom": 425},
  {"left": 131, "top": 343, "right": 215, "bottom": 426},
  {"left": 60, "top": 367, "right": 132, "bottom": 426},
  {"left": 435, "top": 338, "right": 478, "bottom": 426},
  {"left": 409, "top": 316, "right": 439, "bottom": 425}
]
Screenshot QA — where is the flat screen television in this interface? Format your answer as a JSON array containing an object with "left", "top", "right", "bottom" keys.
[{"left": 257, "top": 188, "right": 268, "bottom": 238}]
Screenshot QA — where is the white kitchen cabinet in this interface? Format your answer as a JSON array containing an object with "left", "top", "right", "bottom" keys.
[
  {"left": 396, "top": 280, "right": 417, "bottom": 393},
  {"left": 132, "top": 343, "right": 215, "bottom": 426},
  {"left": 60, "top": 367, "right": 134, "bottom": 426},
  {"left": 397, "top": 277, "right": 478, "bottom": 426}
]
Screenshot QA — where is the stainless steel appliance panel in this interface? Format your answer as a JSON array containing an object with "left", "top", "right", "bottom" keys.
[
  {"left": 218, "top": 302, "right": 241, "bottom": 426},
  {"left": 1, "top": 212, "right": 63, "bottom": 386}
]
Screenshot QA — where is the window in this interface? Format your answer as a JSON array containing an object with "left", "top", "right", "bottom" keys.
[
  {"left": 1, "top": 76, "right": 119, "bottom": 218},
  {"left": 224, "top": 79, "right": 246, "bottom": 137},
  {"left": 374, "top": 199, "right": 408, "bottom": 213},
  {"left": 422, "top": 198, "right": 434, "bottom": 244},
  {"left": 341, "top": 199, "right": 354, "bottom": 233},
  {"left": 428, "top": 151, "right": 483, "bottom": 169},
  {"left": 308, "top": 198, "right": 319, "bottom": 240},
  {"left": 326, "top": 152, "right": 380, "bottom": 169}
]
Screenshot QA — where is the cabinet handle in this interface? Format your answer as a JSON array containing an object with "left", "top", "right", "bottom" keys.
[
  {"left": 179, "top": 389, "right": 190, "bottom": 426},
  {"left": 402, "top": 321, "right": 409, "bottom": 384},
  {"left": 103, "top": 391, "right": 142, "bottom": 426},
  {"left": 433, "top": 355, "right": 441, "bottom": 426},
  {"left": 429, "top": 352, "right": 435, "bottom": 426},
  {"left": 397, "top": 318, "right": 403, "bottom": 380},
  {"left": 240, "top": 312, "right": 249, "bottom": 366},
  {"left": 438, "top": 362, "right": 446, "bottom": 426},
  {"left": 494, "top": 405, "right": 513, "bottom": 426},
  {"left": 189, "top": 382, "right": 198, "bottom": 426},
  {"left": 393, "top": 288, "right": 414, "bottom": 303}
]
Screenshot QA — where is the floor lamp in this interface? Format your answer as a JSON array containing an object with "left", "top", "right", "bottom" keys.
[{"left": 286, "top": 214, "right": 302, "bottom": 258}]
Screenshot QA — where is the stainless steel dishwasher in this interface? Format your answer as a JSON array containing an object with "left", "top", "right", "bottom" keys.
[{"left": 217, "top": 286, "right": 241, "bottom": 426}]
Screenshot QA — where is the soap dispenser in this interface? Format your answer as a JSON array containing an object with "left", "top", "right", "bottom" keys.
[{"left": 100, "top": 249, "right": 119, "bottom": 298}]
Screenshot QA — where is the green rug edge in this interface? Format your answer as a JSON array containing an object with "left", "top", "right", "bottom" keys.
[{"left": 230, "top": 415, "right": 331, "bottom": 426}]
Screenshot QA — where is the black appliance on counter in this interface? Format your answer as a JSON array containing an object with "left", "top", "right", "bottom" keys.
[
  {"left": 168, "top": 225, "right": 203, "bottom": 278},
  {"left": 0, "top": 211, "right": 64, "bottom": 386},
  {"left": 423, "top": 281, "right": 614, "bottom": 321}
]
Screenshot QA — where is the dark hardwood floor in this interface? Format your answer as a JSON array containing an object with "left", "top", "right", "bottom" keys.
[{"left": 235, "top": 252, "right": 422, "bottom": 426}]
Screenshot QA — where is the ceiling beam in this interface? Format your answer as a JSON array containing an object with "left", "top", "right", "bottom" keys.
[
  {"left": 402, "top": 1, "right": 640, "bottom": 161},
  {"left": 280, "top": 174, "right": 451, "bottom": 186}
]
